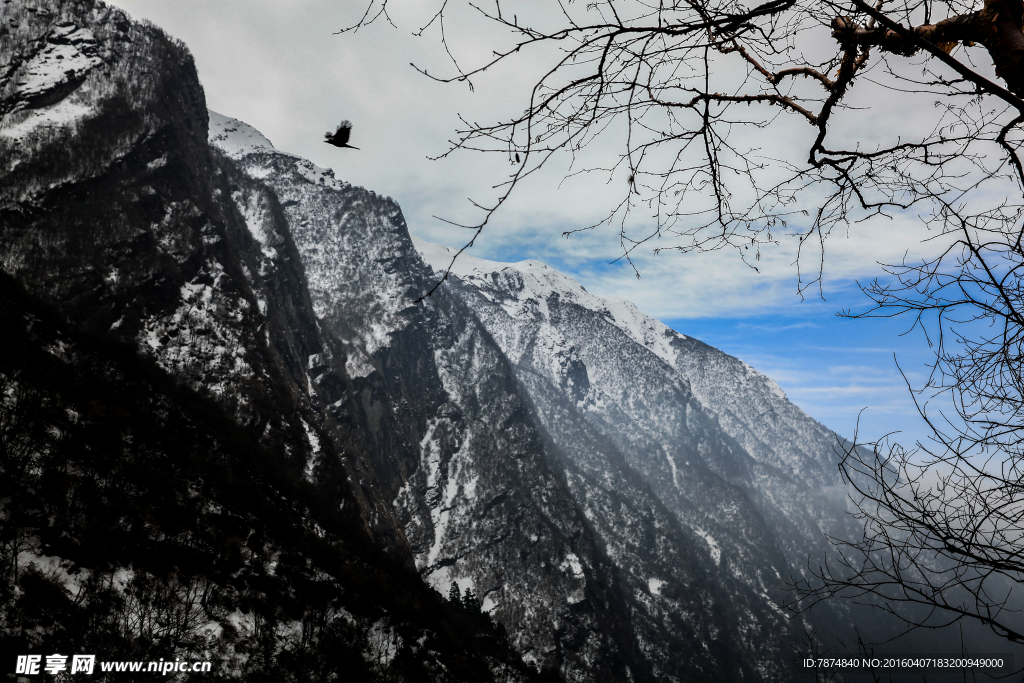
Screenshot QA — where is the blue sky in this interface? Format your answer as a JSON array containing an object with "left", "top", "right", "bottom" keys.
[
  {"left": 673, "top": 310, "right": 936, "bottom": 447},
  {"left": 108, "top": 0, "right": 950, "bottom": 449}
]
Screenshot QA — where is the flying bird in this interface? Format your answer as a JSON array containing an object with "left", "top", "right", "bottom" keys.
[{"left": 324, "top": 120, "right": 359, "bottom": 149}]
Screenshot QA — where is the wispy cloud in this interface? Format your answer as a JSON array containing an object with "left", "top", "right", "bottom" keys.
[
  {"left": 789, "top": 385, "right": 910, "bottom": 395},
  {"left": 809, "top": 346, "right": 913, "bottom": 353},
  {"left": 735, "top": 322, "right": 819, "bottom": 332}
]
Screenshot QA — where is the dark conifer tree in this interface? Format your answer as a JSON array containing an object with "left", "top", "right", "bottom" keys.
[
  {"left": 447, "top": 581, "right": 461, "bottom": 605},
  {"left": 462, "top": 587, "right": 480, "bottom": 614}
]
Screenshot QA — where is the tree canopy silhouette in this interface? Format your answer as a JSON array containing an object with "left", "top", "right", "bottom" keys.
[{"left": 344, "top": 0, "right": 1024, "bottom": 647}]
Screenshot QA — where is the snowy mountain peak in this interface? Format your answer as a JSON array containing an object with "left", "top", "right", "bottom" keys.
[
  {"left": 414, "top": 238, "right": 826, "bottom": 481},
  {"left": 412, "top": 239, "right": 799, "bottom": 410},
  {"left": 413, "top": 237, "right": 687, "bottom": 370}
]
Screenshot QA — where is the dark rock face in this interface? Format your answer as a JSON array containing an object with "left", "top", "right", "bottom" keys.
[
  {"left": 0, "top": 2, "right": 538, "bottom": 680},
  {"left": 1, "top": 0, "right": 316, "bottom": 440},
  {"left": 0, "top": 273, "right": 532, "bottom": 683}
]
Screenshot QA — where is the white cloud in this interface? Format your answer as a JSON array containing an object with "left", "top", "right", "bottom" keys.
[{"left": 106, "top": 0, "right": 969, "bottom": 321}]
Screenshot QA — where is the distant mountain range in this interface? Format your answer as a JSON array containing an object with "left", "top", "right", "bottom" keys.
[{"left": 1, "top": 1, "right": 1001, "bottom": 681}]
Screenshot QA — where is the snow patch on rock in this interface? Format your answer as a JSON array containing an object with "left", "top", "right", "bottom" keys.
[
  {"left": 208, "top": 110, "right": 281, "bottom": 159},
  {"left": 0, "top": 99, "right": 93, "bottom": 140},
  {"left": 693, "top": 527, "right": 721, "bottom": 565}
]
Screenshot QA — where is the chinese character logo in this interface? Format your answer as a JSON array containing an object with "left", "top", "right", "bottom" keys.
[
  {"left": 71, "top": 655, "right": 96, "bottom": 674},
  {"left": 15, "top": 655, "right": 41, "bottom": 675},
  {"left": 44, "top": 654, "right": 68, "bottom": 674}
]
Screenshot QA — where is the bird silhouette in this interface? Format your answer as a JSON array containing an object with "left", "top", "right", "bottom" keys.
[{"left": 324, "top": 121, "right": 359, "bottom": 149}]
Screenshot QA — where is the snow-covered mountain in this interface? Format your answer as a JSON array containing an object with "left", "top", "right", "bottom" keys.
[
  {"left": 204, "top": 108, "right": 871, "bottom": 678},
  {"left": 206, "top": 113, "right": 753, "bottom": 681},
  {"left": 4, "top": 1, "right": 971, "bottom": 680},
  {"left": 410, "top": 242, "right": 865, "bottom": 674},
  {"left": 414, "top": 242, "right": 854, "bottom": 581}
]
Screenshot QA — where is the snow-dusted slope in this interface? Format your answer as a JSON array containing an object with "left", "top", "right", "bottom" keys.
[
  {"left": 416, "top": 240, "right": 861, "bottom": 657},
  {"left": 416, "top": 241, "right": 685, "bottom": 369},
  {"left": 208, "top": 116, "right": 687, "bottom": 682},
  {"left": 208, "top": 110, "right": 281, "bottom": 159},
  {"left": 210, "top": 110, "right": 838, "bottom": 679},
  {"left": 209, "top": 113, "right": 412, "bottom": 380},
  {"left": 415, "top": 240, "right": 840, "bottom": 486}
]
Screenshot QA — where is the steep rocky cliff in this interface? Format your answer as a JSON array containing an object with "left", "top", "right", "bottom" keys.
[{"left": 0, "top": 1, "right": 537, "bottom": 680}]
